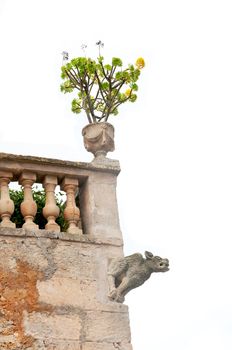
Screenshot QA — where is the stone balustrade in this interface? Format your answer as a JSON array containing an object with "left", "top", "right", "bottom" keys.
[{"left": 0, "top": 153, "right": 122, "bottom": 243}]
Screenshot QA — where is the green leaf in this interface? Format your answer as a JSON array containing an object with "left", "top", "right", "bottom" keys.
[
  {"left": 115, "top": 72, "right": 123, "bottom": 80},
  {"left": 130, "top": 83, "right": 138, "bottom": 91},
  {"left": 98, "top": 56, "right": 104, "bottom": 64},
  {"left": 122, "top": 71, "right": 130, "bottom": 83},
  {"left": 112, "top": 108, "right": 119, "bottom": 115},
  {"left": 118, "top": 93, "right": 127, "bottom": 102},
  {"left": 71, "top": 57, "right": 87, "bottom": 67},
  {"left": 104, "top": 64, "right": 112, "bottom": 71},
  {"left": 66, "top": 62, "right": 72, "bottom": 70},
  {"left": 61, "top": 66, "right": 68, "bottom": 79},
  {"left": 112, "top": 57, "right": 123, "bottom": 67},
  {"left": 101, "top": 82, "right": 109, "bottom": 90},
  {"left": 129, "top": 94, "right": 137, "bottom": 102},
  {"left": 86, "top": 60, "right": 96, "bottom": 75},
  {"left": 60, "top": 81, "right": 74, "bottom": 93},
  {"left": 71, "top": 99, "right": 82, "bottom": 113},
  {"left": 131, "top": 69, "right": 141, "bottom": 82}
]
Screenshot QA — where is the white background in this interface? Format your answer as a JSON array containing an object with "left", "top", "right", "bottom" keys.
[{"left": 0, "top": 1, "right": 232, "bottom": 349}]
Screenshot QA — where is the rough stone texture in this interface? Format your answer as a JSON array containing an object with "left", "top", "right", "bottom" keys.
[
  {"left": 0, "top": 152, "right": 132, "bottom": 349},
  {"left": 0, "top": 228, "right": 132, "bottom": 349},
  {"left": 37, "top": 276, "right": 112, "bottom": 310},
  {"left": 85, "top": 311, "right": 131, "bottom": 342},
  {"left": 83, "top": 342, "right": 133, "bottom": 350},
  {"left": 79, "top": 171, "right": 123, "bottom": 241},
  {"left": 82, "top": 122, "right": 115, "bottom": 158},
  {"left": 32, "top": 341, "right": 82, "bottom": 350},
  {"left": 23, "top": 312, "right": 82, "bottom": 340}
]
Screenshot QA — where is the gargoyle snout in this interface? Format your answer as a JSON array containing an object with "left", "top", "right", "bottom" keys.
[{"left": 160, "top": 258, "right": 169, "bottom": 271}]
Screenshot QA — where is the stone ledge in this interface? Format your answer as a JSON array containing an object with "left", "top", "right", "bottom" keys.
[
  {"left": 82, "top": 342, "right": 133, "bottom": 350},
  {"left": 36, "top": 301, "right": 129, "bottom": 315},
  {"left": 0, "top": 227, "right": 123, "bottom": 247},
  {"left": 30, "top": 340, "right": 132, "bottom": 350},
  {"left": 0, "top": 152, "right": 121, "bottom": 176}
]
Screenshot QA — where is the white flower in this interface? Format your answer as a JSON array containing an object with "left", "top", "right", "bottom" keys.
[
  {"left": 61, "top": 51, "right": 69, "bottom": 61},
  {"left": 81, "top": 44, "right": 87, "bottom": 51},
  {"left": 96, "top": 40, "right": 104, "bottom": 48}
]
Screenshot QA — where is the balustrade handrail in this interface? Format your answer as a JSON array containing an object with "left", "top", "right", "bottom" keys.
[{"left": 0, "top": 152, "right": 120, "bottom": 235}]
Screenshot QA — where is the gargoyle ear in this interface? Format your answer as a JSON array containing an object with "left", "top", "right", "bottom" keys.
[{"left": 145, "top": 251, "right": 153, "bottom": 259}]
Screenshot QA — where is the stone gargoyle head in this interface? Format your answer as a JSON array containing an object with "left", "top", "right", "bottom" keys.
[{"left": 144, "top": 251, "right": 169, "bottom": 272}]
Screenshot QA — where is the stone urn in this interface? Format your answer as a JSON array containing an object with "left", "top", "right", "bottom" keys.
[{"left": 82, "top": 122, "right": 115, "bottom": 160}]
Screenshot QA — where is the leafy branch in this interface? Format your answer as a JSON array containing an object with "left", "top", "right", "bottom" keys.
[{"left": 60, "top": 55, "right": 145, "bottom": 123}]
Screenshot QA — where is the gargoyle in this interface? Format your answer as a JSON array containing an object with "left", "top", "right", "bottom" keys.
[{"left": 108, "top": 251, "right": 169, "bottom": 303}]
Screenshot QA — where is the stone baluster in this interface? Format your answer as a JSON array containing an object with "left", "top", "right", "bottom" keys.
[
  {"left": 61, "top": 177, "right": 81, "bottom": 234},
  {"left": 0, "top": 171, "right": 16, "bottom": 228},
  {"left": 43, "top": 175, "right": 60, "bottom": 232},
  {"left": 19, "top": 171, "right": 38, "bottom": 230}
]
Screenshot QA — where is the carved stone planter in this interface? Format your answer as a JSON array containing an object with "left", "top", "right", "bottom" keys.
[{"left": 82, "top": 122, "right": 115, "bottom": 160}]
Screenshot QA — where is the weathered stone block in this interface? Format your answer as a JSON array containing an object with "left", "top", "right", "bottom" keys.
[
  {"left": 0, "top": 237, "right": 49, "bottom": 271},
  {"left": 53, "top": 242, "right": 99, "bottom": 279},
  {"left": 37, "top": 276, "right": 98, "bottom": 308},
  {"left": 85, "top": 310, "right": 131, "bottom": 343},
  {"left": 23, "top": 312, "right": 82, "bottom": 340}
]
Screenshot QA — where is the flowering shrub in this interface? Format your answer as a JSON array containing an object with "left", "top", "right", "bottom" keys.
[{"left": 60, "top": 47, "right": 145, "bottom": 123}]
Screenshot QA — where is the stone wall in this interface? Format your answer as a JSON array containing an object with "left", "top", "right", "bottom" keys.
[{"left": 0, "top": 228, "right": 133, "bottom": 350}]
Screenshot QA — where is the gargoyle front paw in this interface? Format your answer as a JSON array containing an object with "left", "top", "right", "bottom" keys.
[
  {"left": 108, "top": 289, "right": 125, "bottom": 303},
  {"left": 114, "top": 294, "right": 125, "bottom": 303},
  {"left": 108, "top": 288, "right": 117, "bottom": 300}
]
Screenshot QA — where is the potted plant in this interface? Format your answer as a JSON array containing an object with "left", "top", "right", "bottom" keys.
[{"left": 60, "top": 42, "right": 145, "bottom": 160}]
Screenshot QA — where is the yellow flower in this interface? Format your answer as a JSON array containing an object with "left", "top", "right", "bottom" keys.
[
  {"left": 125, "top": 88, "right": 132, "bottom": 97},
  {"left": 135, "top": 57, "right": 145, "bottom": 69}
]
